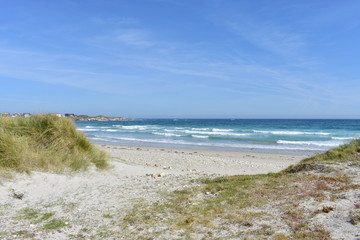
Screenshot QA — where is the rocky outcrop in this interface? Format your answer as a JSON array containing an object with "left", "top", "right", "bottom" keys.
[{"left": 65, "top": 114, "right": 134, "bottom": 121}]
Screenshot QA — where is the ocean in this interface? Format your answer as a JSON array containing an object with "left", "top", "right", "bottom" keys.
[{"left": 76, "top": 119, "right": 360, "bottom": 155}]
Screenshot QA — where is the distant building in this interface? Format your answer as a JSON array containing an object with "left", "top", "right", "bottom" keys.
[{"left": 56, "top": 114, "right": 65, "bottom": 117}]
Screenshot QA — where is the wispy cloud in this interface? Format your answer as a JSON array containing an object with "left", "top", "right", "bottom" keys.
[
  {"left": 115, "top": 29, "right": 154, "bottom": 48},
  {"left": 226, "top": 21, "right": 306, "bottom": 58},
  {"left": 88, "top": 28, "right": 156, "bottom": 50}
]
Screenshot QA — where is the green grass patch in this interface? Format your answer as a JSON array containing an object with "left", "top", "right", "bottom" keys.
[
  {"left": 304, "top": 138, "right": 360, "bottom": 162},
  {"left": 17, "top": 208, "right": 56, "bottom": 224},
  {"left": 43, "top": 219, "right": 68, "bottom": 230},
  {"left": 283, "top": 139, "right": 360, "bottom": 172},
  {"left": 39, "top": 212, "right": 55, "bottom": 221},
  {"left": 0, "top": 114, "right": 108, "bottom": 173},
  {"left": 18, "top": 208, "right": 40, "bottom": 220},
  {"left": 103, "top": 213, "right": 113, "bottom": 218}
]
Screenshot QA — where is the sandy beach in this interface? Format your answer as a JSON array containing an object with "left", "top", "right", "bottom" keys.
[
  {"left": 99, "top": 144, "right": 308, "bottom": 175},
  {"left": 2, "top": 145, "right": 359, "bottom": 239},
  {"left": 0, "top": 145, "right": 309, "bottom": 239}
]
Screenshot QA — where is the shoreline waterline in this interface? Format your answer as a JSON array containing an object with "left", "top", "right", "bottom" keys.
[
  {"left": 92, "top": 140, "right": 320, "bottom": 156},
  {"left": 77, "top": 119, "right": 360, "bottom": 155}
]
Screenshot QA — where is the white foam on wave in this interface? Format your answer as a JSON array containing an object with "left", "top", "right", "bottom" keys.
[
  {"left": 77, "top": 128, "right": 98, "bottom": 132},
  {"left": 103, "top": 129, "right": 120, "bottom": 132},
  {"left": 152, "top": 132, "right": 183, "bottom": 137},
  {"left": 212, "top": 128, "right": 234, "bottom": 132},
  {"left": 121, "top": 125, "right": 148, "bottom": 130},
  {"left": 254, "top": 130, "right": 330, "bottom": 135},
  {"left": 164, "top": 129, "right": 177, "bottom": 132},
  {"left": 191, "top": 128, "right": 210, "bottom": 131},
  {"left": 331, "top": 137, "right": 356, "bottom": 140},
  {"left": 184, "top": 130, "right": 249, "bottom": 137},
  {"left": 90, "top": 136, "right": 325, "bottom": 151},
  {"left": 277, "top": 140, "right": 340, "bottom": 147},
  {"left": 192, "top": 135, "right": 209, "bottom": 139}
]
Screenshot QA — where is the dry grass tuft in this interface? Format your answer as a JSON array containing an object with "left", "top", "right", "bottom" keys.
[{"left": 0, "top": 114, "right": 108, "bottom": 173}]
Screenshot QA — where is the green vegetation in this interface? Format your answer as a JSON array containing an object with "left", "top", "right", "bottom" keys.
[
  {"left": 43, "top": 219, "right": 68, "bottom": 230},
  {"left": 122, "top": 139, "right": 360, "bottom": 239},
  {"left": 18, "top": 208, "right": 40, "bottom": 220},
  {"left": 302, "top": 138, "right": 360, "bottom": 163},
  {"left": 0, "top": 114, "right": 108, "bottom": 173},
  {"left": 283, "top": 139, "right": 360, "bottom": 174},
  {"left": 103, "top": 213, "right": 113, "bottom": 218},
  {"left": 40, "top": 212, "right": 55, "bottom": 221},
  {"left": 16, "top": 207, "right": 68, "bottom": 231}
]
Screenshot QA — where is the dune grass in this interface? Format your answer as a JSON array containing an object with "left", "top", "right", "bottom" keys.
[
  {"left": 283, "top": 138, "right": 360, "bottom": 174},
  {"left": 0, "top": 114, "right": 108, "bottom": 173},
  {"left": 122, "top": 139, "right": 360, "bottom": 239},
  {"left": 297, "top": 138, "right": 360, "bottom": 163}
]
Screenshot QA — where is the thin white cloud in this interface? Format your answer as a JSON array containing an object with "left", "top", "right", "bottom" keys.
[
  {"left": 0, "top": 26, "right": 352, "bottom": 107},
  {"left": 115, "top": 29, "right": 154, "bottom": 48},
  {"left": 226, "top": 21, "right": 305, "bottom": 57}
]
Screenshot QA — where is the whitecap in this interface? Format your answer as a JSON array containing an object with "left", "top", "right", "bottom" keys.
[
  {"left": 192, "top": 135, "right": 209, "bottom": 139},
  {"left": 152, "top": 132, "right": 182, "bottom": 137},
  {"left": 121, "top": 125, "right": 148, "bottom": 130},
  {"left": 277, "top": 140, "right": 340, "bottom": 147},
  {"left": 331, "top": 137, "right": 356, "bottom": 140},
  {"left": 212, "top": 128, "right": 234, "bottom": 132},
  {"left": 184, "top": 130, "right": 249, "bottom": 137},
  {"left": 77, "top": 128, "right": 98, "bottom": 132},
  {"left": 164, "top": 129, "right": 178, "bottom": 132},
  {"left": 254, "top": 130, "right": 330, "bottom": 135}
]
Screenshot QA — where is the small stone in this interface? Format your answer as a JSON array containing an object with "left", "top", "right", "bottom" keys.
[
  {"left": 355, "top": 203, "right": 360, "bottom": 209},
  {"left": 350, "top": 210, "right": 360, "bottom": 225},
  {"left": 321, "top": 206, "right": 334, "bottom": 213}
]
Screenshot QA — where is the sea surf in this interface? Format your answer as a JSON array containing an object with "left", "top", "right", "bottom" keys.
[{"left": 76, "top": 119, "right": 360, "bottom": 154}]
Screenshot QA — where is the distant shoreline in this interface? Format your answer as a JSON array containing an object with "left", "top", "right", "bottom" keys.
[
  {"left": 0, "top": 112, "right": 135, "bottom": 121},
  {"left": 67, "top": 114, "right": 135, "bottom": 121}
]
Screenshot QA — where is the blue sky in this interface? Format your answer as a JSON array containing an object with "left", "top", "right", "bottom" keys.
[{"left": 1, "top": 0, "right": 360, "bottom": 118}]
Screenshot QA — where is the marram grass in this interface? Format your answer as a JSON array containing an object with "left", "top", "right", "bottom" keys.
[{"left": 0, "top": 114, "right": 108, "bottom": 172}]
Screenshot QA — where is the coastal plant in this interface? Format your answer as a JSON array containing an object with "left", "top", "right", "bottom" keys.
[
  {"left": 0, "top": 114, "right": 108, "bottom": 172},
  {"left": 296, "top": 139, "right": 360, "bottom": 164},
  {"left": 42, "top": 218, "right": 68, "bottom": 230},
  {"left": 282, "top": 139, "right": 360, "bottom": 174},
  {"left": 121, "top": 139, "right": 360, "bottom": 239}
]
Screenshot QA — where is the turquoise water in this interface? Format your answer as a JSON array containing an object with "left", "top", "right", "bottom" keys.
[{"left": 76, "top": 119, "right": 360, "bottom": 154}]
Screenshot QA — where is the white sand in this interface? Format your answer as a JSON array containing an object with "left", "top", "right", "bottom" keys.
[
  {"left": 0, "top": 145, "right": 309, "bottom": 239},
  {"left": 99, "top": 144, "right": 308, "bottom": 175}
]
